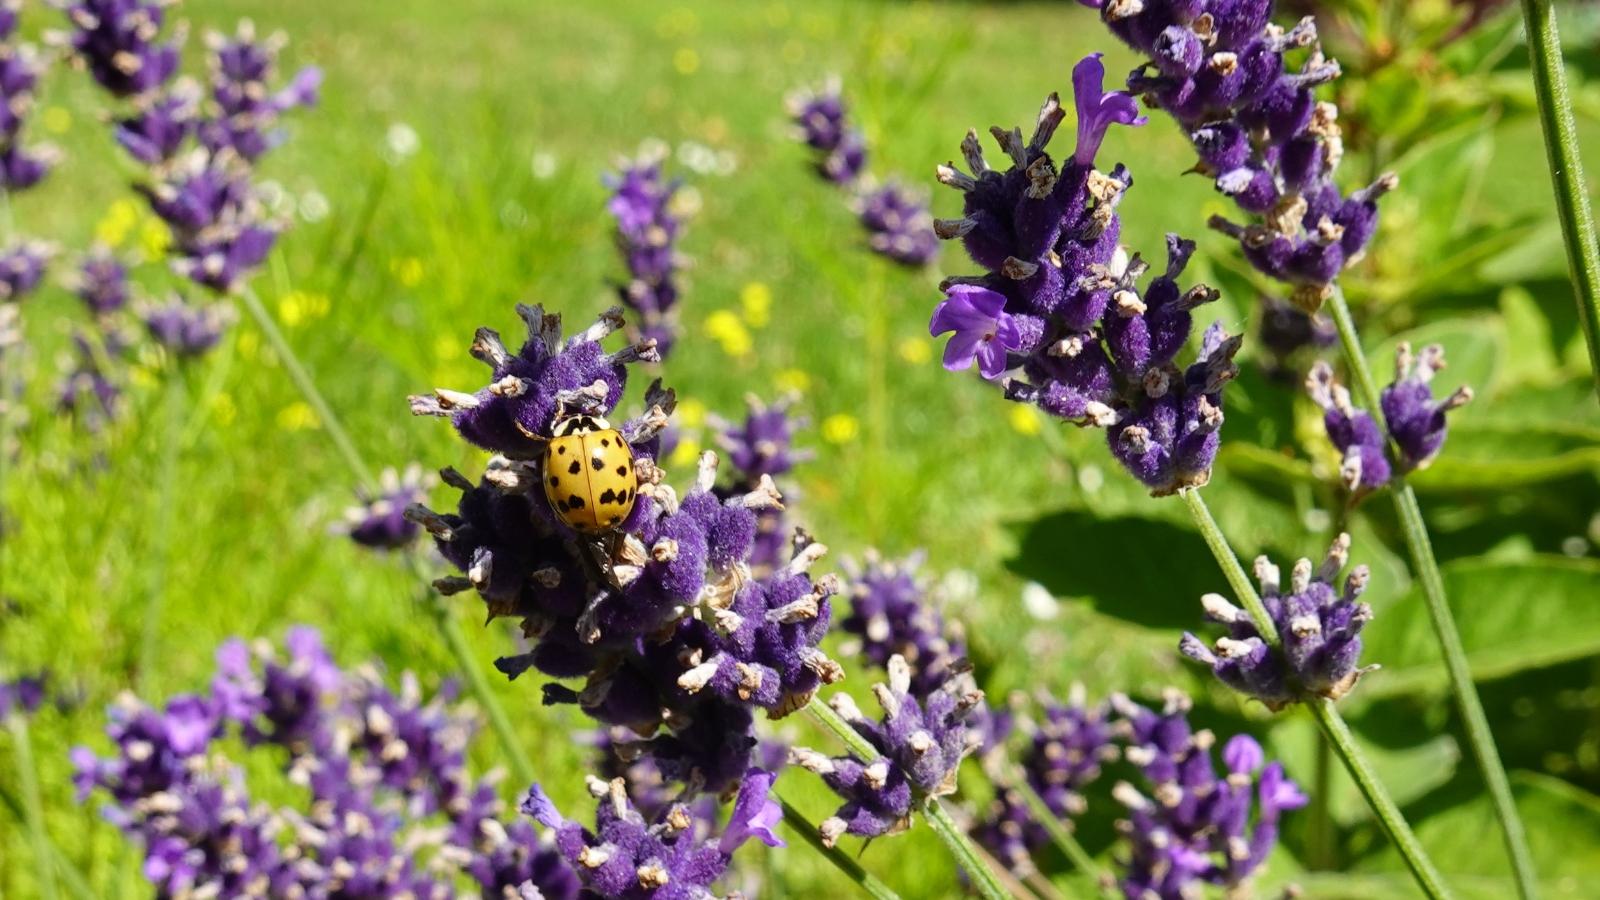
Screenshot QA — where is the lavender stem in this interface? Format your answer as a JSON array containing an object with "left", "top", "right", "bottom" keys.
[
  {"left": 778, "top": 795, "right": 903, "bottom": 900},
  {"left": 1005, "top": 771, "right": 1114, "bottom": 896},
  {"left": 1327, "top": 288, "right": 1538, "bottom": 898},
  {"left": 806, "top": 699, "right": 1015, "bottom": 900},
  {"left": 1519, "top": 0, "right": 1600, "bottom": 398},
  {"left": 1179, "top": 488, "right": 1451, "bottom": 899},
  {"left": 6, "top": 712, "right": 58, "bottom": 900},
  {"left": 136, "top": 370, "right": 187, "bottom": 684}
]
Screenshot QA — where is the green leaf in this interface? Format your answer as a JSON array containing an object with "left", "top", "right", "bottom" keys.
[
  {"left": 1356, "top": 557, "right": 1600, "bottom": 700},
  {"left": 1268, "top": 714, "right": 1460, "bottom": 829},
  {"left": 1354, "top": 772, "right": 1600, "bottom": 897}
]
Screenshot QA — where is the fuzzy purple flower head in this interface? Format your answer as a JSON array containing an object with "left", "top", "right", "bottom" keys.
[
  {"left": 710, "top": 393, "right": 811, "bottom": 575},
  {"left": 344, "top": 464, "right": 434, "bottom": 550},
  {"left": 606, "top": 152, "right": 687, "bottom": 355},
  {"left": 0, "top": 240, "right": 51, "bottom": 302},
  {"left": 788, "top": 78, "right": 867, "bottom": 185},
  {"left": 1381, "top": 342, "right": 1472, "bottom": 474},
  {"left": 135, "top": 149, "right": 279, "bottom": 294},
  {"left": 0, "top": 30, "right": 58, "bottom": 192},
  {"left": 931, "top": 55, "right": 1240, "bottom": 495},
  {"left": 857, "top": 181, "right": 939, "bottom": 267},
  {"left": 1110, "top": 689, "right": 1307, "bottom": 898},
  {"left": 59, "top": 0, "right": 183, "bottom": 98},
  {"left": 790, "top": 656, "right": 985, "bottom": 846},
  {"left": 840, "top": 550, "right": 969, "bottom": 700},
  {"left": 1257, "top": 295, "right": 1335, "bottom": 379},
  {"left": 199, "top": 22, "right": 321, "bottom": 162},
  {"left": 523, "top": 769, "right": 782, "bottom": 900},
  {"left": 1181, "top": 533, "right": 1375, "bottom": 707},
  {"left": 71, "top": 246, "right": 132, "bottom": 317},
  {"left": 142, "top": 295, "right": 231, "bottom": 357},
  {"left": 1089, "top": 0, "right": 1396, "bottom": 310},
  {"left": 0, "top": 672, "right": 47, "bottom": 718},
  {"left": 113, "top": 81, "right": 200, "bottom": 164}
]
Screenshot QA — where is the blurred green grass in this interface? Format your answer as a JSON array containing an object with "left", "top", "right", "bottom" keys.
[{"left": 4, "top": 0, "right": 1600, "bottom": 897}]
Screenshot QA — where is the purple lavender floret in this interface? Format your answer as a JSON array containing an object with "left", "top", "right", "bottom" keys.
[
  {"left": 0, "top": 241, "right": 51, "bottom": 302},
  {"left": 344, "top": 464, "right": 433, "bottom": 550},
  {"left": 1306, "top": 359, "right": 1390, "bottom": 492},
  {"left": 931, "top": 55, "right": 1239, "bottom": 494},
  {"left": 606, "top": 154, "right": 686, "bottom": 355},
  {"left": 59, "top": 0, "right": 183, "bottom": 98},
  {"left": 0, "top": 32, "right": 57, "bottom": 191},
  {"left": 1109, "top": 689, "right": 1307, "bottom": 898},
  {"left": 522, "top": 768, "right": 783, "bottom": 899},
  {"left": 72, "top": 246, "right": 132, "bottom": 316},
  {"left": 840, "top": 550, "right": 969, "bottom": 700},
  {"left": 710, "top": 393, "right": 811, "bottom": 576},
  {"left": 113, "top": 82, "right": 199, "bottom": 164},
  {"left": 142, "top": 295, "right": 231, "bottom": 357},
  {"left": 57, "top": 331, "right": 121, "bottom": 426},
  {"left": 790, "top": 656, "right": 985, "bottom": 845},
  {"left": 1381, "top": 342, "right": 1472, "bottom": 474},
  {"left": 1257, "top": 295, "right": 1335, "bottom": 379},
  {"left": 135, "top": 149, "right": 279, "bottom": 294},
  {"left": 0, "top": 672, "right": 47, "bottom": 718},
  {"left": 857, "top": 181, "right": 939, "bottom": 267},
  {"left": 1180, "top": 533, "right": 1375, "bottom": 707},
  {"left": 409, "top": 304, "right": 659, "bottom": 459},
  {"left": 1089, "top": 0, "right": 1396, "bottom": 310},
  {"left": 788, "top": 79, "right": 867, "bottom": 185},
  {"left": 199, "top": 22, "right": 321, "bottom": 162}
]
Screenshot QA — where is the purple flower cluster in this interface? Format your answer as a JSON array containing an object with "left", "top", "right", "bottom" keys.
[
  {"left": 840, "top": 550, "right": 969, "bottom": 701},
  {"left": 0, "top": 241, "right": 51, "bottom": 303},
  {"left": 788, "top": 80, "right": 938, "bottom": 267},
  {"left": 56, "top": 331, "right": 121, "bottom": 427},
  {"left": 409, "top": 306, "right": 843, "bottom": 796},
  {"left": 709, "top": 392, "right": 811, "bottom": 576},
  {"left": 141, "top": 293, "right": 232, "bottom": 357},
  {"left": 0, "top": 5, "right": 58, "bottom": 192},
  {"left": 606, "top": 153, "right": 687, "bottom": 356},
  {"left": 71, "top": 246, "right": 132, "bottom": 318},
  {"left": 976, "top": 685, "right": 1119, "bottom": 875},
  {"left": 522, "top": 769, "right": 784, "bottom": 899},
  {"left": 344, "top": 463, "right": 434, "bottom": 550},
  {"left": 930, "top": 54, "right": 1241, "bottom": 495},
  {"left": 1111, "top": 690, "right": 1307, "bottom": 898},
  {"left": 1181, "top": 533, "right": 1375, "bottom": 706},
  {"left": 1306, "top": 343, "right": 1470, "bottom": 493},
  {"left": 1257, "top": 295, "right": 1335, "bottom": 379},
  {"left": 1088, "top": 0, "right": 1395, "bottom": 311},
  {"left": 63, "top": 9, "right": 318, "bottom": 297},
  {"left": 0, "top": 671, "right": 47, "bottom": 718},
  {"left": 72, "top": 627, "right": 582, "bottom": 899},
  {"left": 789, "top": 655, "right": 985, "bottom": 845}
]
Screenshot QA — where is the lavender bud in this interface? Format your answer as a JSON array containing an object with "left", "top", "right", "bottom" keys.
[
  {"left": 788, "top": 78, "right": 867, "bottom": 185},
  {"left": 345, "top": 464, "right": 434, "bottom": 550},
  {"left": 141, "top": 295, "right": 232, "bottom": 358},
  {"left": 856, "top": 180, "right": 939, "bottom": 267},
  {"left": 1381, "top": 342, "right": 1471, "bottom": 473},
  {"left": 59, "top": 0, "right": 184, "bottom": 98},
  {"left": 606, "top": 151, "right": 687, "bottom": 356}
]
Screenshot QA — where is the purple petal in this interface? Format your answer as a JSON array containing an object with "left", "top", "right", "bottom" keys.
[
  {"left": 1073, "top": 53, "right": 1147, "bottom": 166},
  {"left": 1222, "top": 734, "right": 1264, "bottom": 775},
  {"left": 975, "top": 339, "right": 1010, "bottom": 380},
  {"left": 941, "top": 331, "right": 983, "bottom": 372},
  {"left": 720, "top": 767, "right": 787, "bottom": 853}
]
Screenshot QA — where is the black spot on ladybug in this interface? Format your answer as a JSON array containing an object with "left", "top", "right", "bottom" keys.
[
  {"left": 556, "top": 445, "right": 566, "bottom": 455},
  {"left": 600, "top": 437, "right": 610, "bottom": 447},
  {"left": 591, "top": 457, "right": 606, "bottom": 471},
  {"left": 567, "top": 494, "right": 585, "bottom": 509},
  {"left": 557, "top": 497, "right": 570, "bottom": 511},
  {"left": 598, "top": 488, "right": 619, "bottom": 504},
  {"left": 567, "top": 460, "right": 581, "bottom": 475},
  {"left": 615, "top": 465, "right": 627, "bottom": 476},
  {"left": 549, "top": 476, "right": 558, "bottom": 487},
  {"left": 609, "top": 515, "right": 620, "bottom": 525}
]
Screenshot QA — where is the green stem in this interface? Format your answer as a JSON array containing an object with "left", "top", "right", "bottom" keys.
[
  {"left": 237, "top": 287, "right": 377, "bottom": 493},
  {"left": 1179, "top": 488, "right": 1451, "bottom": 899},
  {"left": 1007, "top": 775, "right": 1114, "bottom": 895},
  {"left": 136, "top": 369, "right": 187, "bottom": 684},
  {"left": 1327, "top": 290, "right": 1539, "bottom": 899},
  {"left": 7, "top": 714, "right": 60, "bottom": 900},
  {"left": 1309, "top": 731, "right": 1336, "bottom": 870},
  {"left": 805, "top": 700, "right": 1014, "bottom": 900},
  {"left": 922, "top": 795, "right": 1009, "bottom": 900},
  {"left": 778, "top": 795, "right": 903, "bottom": 900},
  {"left": 235, "top": 282, "right": 534, "bottom": 786},
  {"left": 0, "top": 786, "right": 96, "bottom": 900},
  {"left": 410, "top": 564, "right": 535, "bottom": 787},
  {"left": 1519, "top": 0, "right": 1600, "bottom": 396}
]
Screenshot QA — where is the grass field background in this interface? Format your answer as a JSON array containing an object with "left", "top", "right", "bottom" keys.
[{"left": 5, "top": 1, "right": 1600, "bottom": 897}]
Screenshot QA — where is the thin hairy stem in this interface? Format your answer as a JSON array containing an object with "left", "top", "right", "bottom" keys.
[
  {"left": 7, "top": 713, "right": 59, "bottom": 900},
  {"left": 1326, "top": 288, "right": 1537, "bottom": 898},
  {"left": 805, "top": 699, "right": 1015, "bottom": 899},
  {"left": 1180, "top": 488, "right": 1451, "bottom": 899},
  {"left": 778, "top": 795, "right": 903, "bottom": 900},
  {"left": 1519, "top": 0, "right": 1600, "bottom": 396}
]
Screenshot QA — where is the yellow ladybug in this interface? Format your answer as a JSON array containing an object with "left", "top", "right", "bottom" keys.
[{"left": 543, "top": 413, "right": 638, "bottom": 534}]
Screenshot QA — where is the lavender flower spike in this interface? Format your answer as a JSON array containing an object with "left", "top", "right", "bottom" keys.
[
  {"left": 929, "top": 284, "right": 1022, "bottom": 380},
  {"left": 857, "top": 180, "right": 939, "bottom": 268},
  {"left": 790, "top": 656, "right": 985, "bottom": 846},
  {"left": 345, "top": 464, "right": 435, "bottom": 550},
  {"left": 58, "top": 0, "right": 184, "bottom": 98},
  {"left": 788, "top": 77, "right": 867, "bottom": 185},
  {"left": 1307, "top": 360, "right": 1390, "bottom": 493},
  {"left": 522, "top": 769, "right": 782, "bottom": 899},
  {"left": 142, "top": 295, "right": 233, "bottom": 357},
  {"left": 1180, "top": 533, "right": 1376, "bottom": 707},
  {"left": 1382, "top": 342, "right": 1472, "bottom": 474},
  {"left": 606, "top": 152, "right": 687, "bottom": 355},
  {"left": 1110, "top": 690, "right": 1307, "bottom": 898}
]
